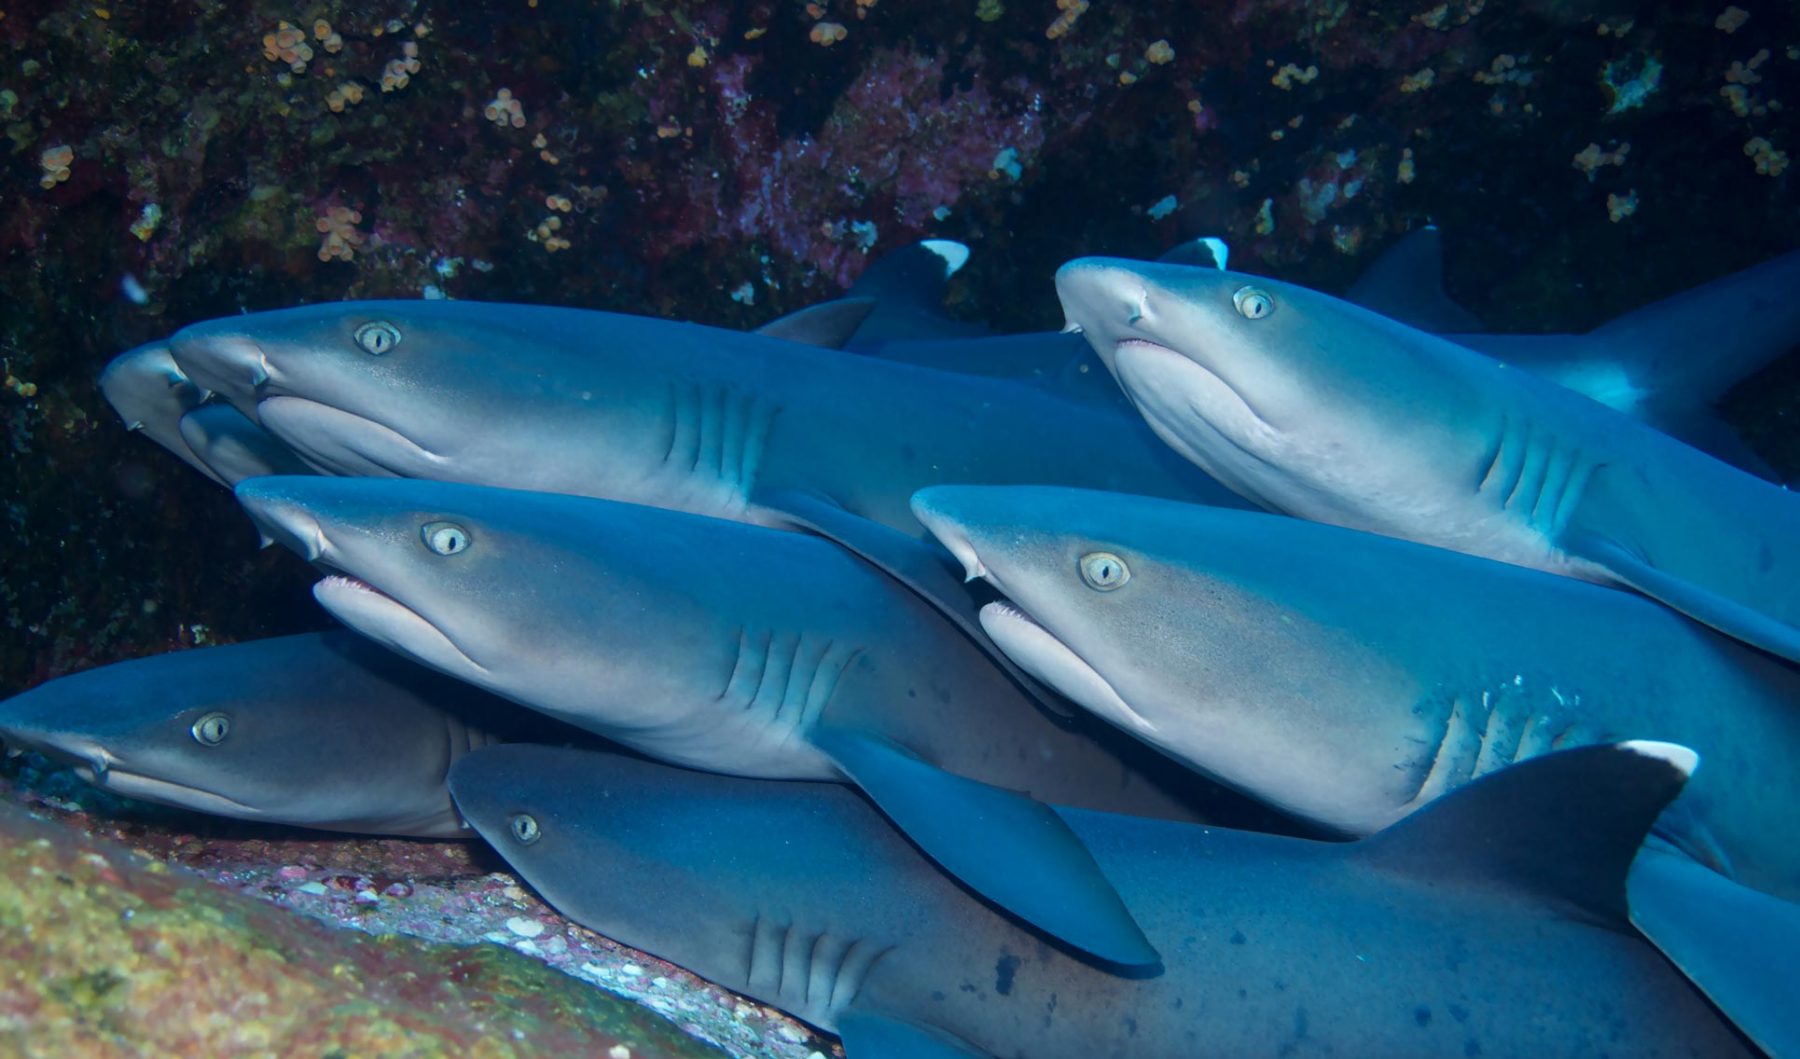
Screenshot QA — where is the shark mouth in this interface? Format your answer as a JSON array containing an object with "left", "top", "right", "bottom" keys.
[
  {"left": 977, "top": 600, "right": 1158, "bottom": 738},
  {"left": 257, "top": 396, "right": 447, "bottom": 479},
  {"left": 97, "top": 769, "right": 268, "bottom": 818},
  {"left": 1113, "top": 337, "right": 1272, "bottom": 430},
  {"left": 0, "top": 732, "right": 267, "bottom": 817},
  {"left": 314, "top": 575, "right": 489, "bottom": 678}
]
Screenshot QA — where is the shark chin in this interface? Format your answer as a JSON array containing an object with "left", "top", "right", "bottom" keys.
[
  {"left": 313, "top": 575, "right": 489, "bottom": 681},
  {"left": 977, "top": 601, "right": 1158, "bottom": 739}
]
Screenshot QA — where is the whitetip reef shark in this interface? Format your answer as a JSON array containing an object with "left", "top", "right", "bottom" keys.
[
  {"left": 1056, "top": 254, "right": 1800, "bottom": 665},
  {"left": 912, "top": 484, "right": 1800, "bottom": 1056},
  {"left": 448, "top": 740, "right": 1754, "bottom": 1058},
  {"left": 228, "top": 474, "right": 1277, "bottom": 968},
  {"left": 858, "top": 232, "right": 1797, "bottom": 477},
  {"left": 158, "top": 295, "right": 1248, "bottom": 714},
  {"left": 0, "top": 631, "right": 563, "bottom": 837}
]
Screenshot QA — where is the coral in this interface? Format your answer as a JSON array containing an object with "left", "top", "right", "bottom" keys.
[{"left": 315, "top": 206, "right": 367, "bottom": 262}]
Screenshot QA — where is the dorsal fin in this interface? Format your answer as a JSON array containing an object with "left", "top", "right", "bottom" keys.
[
  {"left": 1156, "top": 236, "right": 1230, "bottom": 270},
  {"left": 754, "top": 297, "right": 877, "bottom": 348},
  {"left": 1354, "top": 741, "right": 1695, "bottom": 921},
  {"left": 849, "top": 240, "right": 969, "bottom": 304},
  {"left": 845, "top": 241, "right": 987, "bottom": 346},
  {"left": 1346, "top": 226, "right": 1485, "bottom": 333}
]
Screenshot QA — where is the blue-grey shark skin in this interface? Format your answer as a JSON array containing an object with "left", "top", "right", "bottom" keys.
[
  {"left": 232, "top": 475, "right": 1241, "bottom": 967},
  {"left": 450, "top": 741, "right": 1750, "bottom": 1059},
  {"left": 910, "top": 485, "right": 1800, "bottom": 903},
  {"left": 177, "top": 403, "right": 316, "bottom": 484},
  {"left": 165, "top": 300, "right": 1238, "bottom": 536},
  {"left": 164, "top": 299, "right": 1244, "bottom": 714},
  {"left": 1057, "top": 256, "right": 1800, "bottom": 664},
  {"left": 863, "top": 238, "right": 1790, "bottom": 475},
  {"left": 0, "top": 632, "right": 545, "bottom": 837},
  {"left": 1448, "top": 249, "right": 1800, "bottom": 475},
  {"left": 1343, "top": 226, "right": 1484, "bottom": 333},
  {"left": 98, "top": 341, "right": 219, "bottom": 483}
]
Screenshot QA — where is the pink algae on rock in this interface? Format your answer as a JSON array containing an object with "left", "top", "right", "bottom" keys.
[{"left": 0, "top": 800, "right": 725, "bottom": 1059}]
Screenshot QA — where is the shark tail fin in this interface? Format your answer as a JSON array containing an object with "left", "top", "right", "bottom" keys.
[
  {"left": 753, "top": 296, "right": 877, "bottom": 348},
  {"left": 1586, "top": 250, "right": 1800, "bottom": 409},
  {"left": 1345, "top": 226, "right": 1485, "bottom": 334},
  {"left": 1354, "top": 741, "right": 1695, "bottom": 923},
  {"left": 814, "top": 726, "right": 1160, "bottom": 969},
  {"left": 1629, "top": 844, "right": 1800, "bottom": 1059}
]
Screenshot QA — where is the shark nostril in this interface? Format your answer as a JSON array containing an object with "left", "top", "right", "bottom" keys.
[{"left": 1125, "top": 290, "right": 1150, "bottom": 327}]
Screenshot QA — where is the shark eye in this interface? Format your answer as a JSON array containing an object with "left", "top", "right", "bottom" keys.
[
  {"left": 191, "top": 712, "right": 231, "bottom": 746},
  {"left": 1232, "top": 286, "right": 1275, "bottom": 320},
  {"left": 353, "top": 321, "right": 401, "bottom": 355},
  {"left": 509, "top": 814, "right": 541, "bottom": 844},
  {"left": 422, "top": 521, "right": 470, "bottom": 555},
  {"left": 1079, "top": 551, "right": 1131, "bottom": 591}
]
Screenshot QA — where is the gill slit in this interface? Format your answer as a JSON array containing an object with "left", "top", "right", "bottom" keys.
[
  {"left": 744, "top": 912, "right": 895, "bottom": 1016},
  {"left": 1476, "top": 415, "right": 1598, "bottom": 534},
  {"left": 718, "top": 628, "right": 863, "bottom": 742},
  {"left": 1407, "top": 689, "right": 1606, "bottom": 807},
  {"left": 662, "top": 382, "right": 782, "bottom": 494}
]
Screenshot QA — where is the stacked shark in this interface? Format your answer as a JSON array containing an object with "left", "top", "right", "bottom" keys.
[{"left": 5, "top": 234, "right": 1798, "bottom": 1057}]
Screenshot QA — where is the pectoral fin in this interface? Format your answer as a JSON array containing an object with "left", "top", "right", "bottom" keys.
[
  {"left": 836, "top": 1010, "right": 995, "bottom": 1059},
  {"left": 1563, "top": 528, "right": 1800, "bottom": 664},
  {"left": 1628, "top": 845, "right": 1800, "bottom": 1059},
  {"left": 814, "top": 726, "right": 1159, "bottom": 969}
]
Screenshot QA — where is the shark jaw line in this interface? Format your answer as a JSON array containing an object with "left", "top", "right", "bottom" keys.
[
  {"left": 313, "top": 574, "right": 492, "bottom": 679},
  {"left": 977, "top": 600, "right": 1159, "bottom": 739},
  {"left": 257, "top": 396, "right": 450, "bottom": 478},
  {"left": 1113, "top": 336, "right": 1278, "bottom": 436},
  {"left": 96, "top": 768, "right": 270, "bottom": 818},
  {"left": 21, "top": 736, "right": 268, "bottom": 818}
]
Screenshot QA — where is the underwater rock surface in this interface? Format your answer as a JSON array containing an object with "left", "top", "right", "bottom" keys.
[{"left": 0, "top": 753, "right": 829, "bottom": 1059}]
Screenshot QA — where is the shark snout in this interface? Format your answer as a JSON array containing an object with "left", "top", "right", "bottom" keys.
[
  {"left": 234, "top": 477, "right": 332, "bottom": 561},
  {"left": 911, "top": 487, "right": 990, "bottom": 583},
  {"left": 0, "top": 715, "right": 117, "bottom": 779},
  {"left": 1055, "top": 258, "right": 1163, "bottom": 371},
  {"left": 170, "top": 321, "right": 275, "bottom": 416}
]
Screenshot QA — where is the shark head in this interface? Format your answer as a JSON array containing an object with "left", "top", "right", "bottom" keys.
[
  {"left": 912, "top": 484, "right": 1424, "bottom": 831},
  {"left": 1055, "top": 257, "right": 1484, "bottom": 519},
  {"left": 233, "top": 476, "right": 738, "bottom": 738},
  {"left": 168, "top": 302, "right": 657, "bottom": 488},
  {"left": 0, "top": 633, "right": 474, "bottom": 833},
  {"left": 449, "top": 744, "right": 908, "bottom": 1031},
  {"left": 449, "top": 745, "right": 760, "bottom": 962},
  {"left": 98, "top": 341, "right": 222, "bottom": 483}
]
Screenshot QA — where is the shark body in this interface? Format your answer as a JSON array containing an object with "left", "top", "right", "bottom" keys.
[
  {"left": 0, "top": 631, "right": 549, "bottom": 836},
  {"left": 449, "top": 741, "right": 1749, "bottom": 1058},
  {"left": 1056, "top": 256, "right": 1800, "bottom": 664},
  {"left": 231, "top": 475, "right": 1266, "bottom": 966}
]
